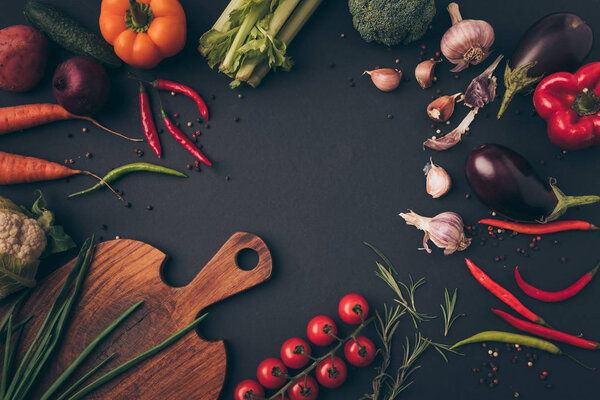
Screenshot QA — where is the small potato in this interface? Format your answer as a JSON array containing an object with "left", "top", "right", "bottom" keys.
[{"left": 0, "top": 25, "right": 48, "bottom": 92}]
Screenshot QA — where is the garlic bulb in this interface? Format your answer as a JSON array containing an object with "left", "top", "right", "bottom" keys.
[
  {"left": 424, "top": 158, "right": 452, "bottom": 198},
  {"left": 399, "top": 210, "right": 471, "bottom": 255},
  {"left": 440, "top": 2, "right": 495, "bottom": 72},
  {"left": 415, "top": 59, "right": 441, "bottom": 89},
  {"left": 427, "top": 93, "right": 461, "bottom": 122},
  {"left": 363, "top": 68, "right": 402, "bottom": 92}
]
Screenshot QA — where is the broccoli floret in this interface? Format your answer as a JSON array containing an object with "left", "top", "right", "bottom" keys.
[{"left": 348, "top": 0, "right": 436, "bottom": 46}]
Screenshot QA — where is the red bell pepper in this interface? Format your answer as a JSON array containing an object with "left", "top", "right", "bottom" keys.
[{"left": 533, "top": 62, "right": 600, "bottom": 150}]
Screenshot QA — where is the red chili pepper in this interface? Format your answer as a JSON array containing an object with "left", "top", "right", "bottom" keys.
[
  {"left": 533, "top": 62, "right": 600, "bottom": 150},
  {"left": 479, "top": 219, "right": 598, "bottom": 234},
  {"left": 138, "top": 82, "right": 161, "bottom": 158},
  {"left": 160, "top": 108, "right": 212, "bottom": 166},
  {"left": 492, "top": 308, "right": 600, "bottom": 350},
  {"left": 465, "top": 258, "right": 548, "bottom": 326},
  {"left": 153, "top": 79, "right": 209, "bottom": 121},
  {"left": 515, "top": 264, "right": 599, "bottom": 302}
]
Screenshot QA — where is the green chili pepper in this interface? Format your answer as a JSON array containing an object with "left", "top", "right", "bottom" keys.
[
  {"left": 450, "top": 331, "right": 562, "bottom": 354},
  {"left": 68, "top": 163, "right": 187, "bottom": 198}
]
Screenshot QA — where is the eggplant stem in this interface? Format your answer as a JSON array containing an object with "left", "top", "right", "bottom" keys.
[
  {"left": 497, "top": 61, "right": 543, "bottom": 119},
  {"left": 546, "top": 183, "right": 600, "bottom": 222}
]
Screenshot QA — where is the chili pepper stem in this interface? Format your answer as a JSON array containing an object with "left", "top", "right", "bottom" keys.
[
  {"left": 564, "top": 352, "right": 596, "bottom": 371},
  {"left": 128, "top": 0, "right": 147, "bottom": 27},
  {"left": 81, "top": 171, "right": 125, "bottom": 203}
]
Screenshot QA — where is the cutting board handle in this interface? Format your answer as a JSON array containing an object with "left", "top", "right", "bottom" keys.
[{"left": 173, "top": 232, "right": 272, "bottom": 325}]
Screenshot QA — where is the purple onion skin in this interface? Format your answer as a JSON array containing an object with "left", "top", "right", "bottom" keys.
[
  {"left": 510, "top": 13, "right": 592, "bottom": 76},
  {"left": 465, "top": 144, "right": 557, "bottom": 222},
  {"left": 52, "top": 56, "right": 109, "bottom": 116}
]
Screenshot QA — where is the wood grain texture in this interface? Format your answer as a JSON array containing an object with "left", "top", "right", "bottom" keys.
[{"left": 0, "top": 232, "right": 272, "bottom": 400}]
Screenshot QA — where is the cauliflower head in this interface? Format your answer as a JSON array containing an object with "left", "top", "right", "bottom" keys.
[
  {"left": 348, "top": 0, "right": 436, "bottom": 47},
  {"left": 0, "top": 191, "right": 75, "bottom": 299},
  {"left": 0, "top": 211, "right": 47, "bottom": 262}
]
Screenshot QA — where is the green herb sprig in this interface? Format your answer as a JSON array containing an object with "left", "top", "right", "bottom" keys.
[
  {"left": 440, "top": 288, "right": 464, "bottom": 336},
  {"left": 366, "top": 242, "right": 435, "bottom": 328}
]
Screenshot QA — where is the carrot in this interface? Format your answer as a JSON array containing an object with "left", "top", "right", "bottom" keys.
[
  {"left": 0, "top": 104, "right": 142, "bottom": 142},
  {"left": 0, "top": 151, "right": 124, "bottom": 202}
]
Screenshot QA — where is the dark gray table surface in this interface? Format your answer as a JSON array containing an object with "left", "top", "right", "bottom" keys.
[{"left": 1, "top": 0, "right": 599, "bottom": 399}]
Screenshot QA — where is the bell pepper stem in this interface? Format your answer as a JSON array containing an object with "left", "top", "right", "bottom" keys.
[
  {"left": 571, "top": 88, "right": 600, "bottom": 116},
  {"left": 128, "top": 0, "right": 147, "bottom": 27},
  {"left": 547, "top": 183, "right": 600, "bottom": 222},
  {"left": 497, "top": 62, "right": 543, "bottom": 119}
]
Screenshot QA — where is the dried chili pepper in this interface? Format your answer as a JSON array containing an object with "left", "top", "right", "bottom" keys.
[
  {"left": 152, "top": 79, "right": 209, "bottom": 120},
  {"left": 479, "top": 219, "right": 598, "bottom": 234},
  {"left": 160, "top": 108, "right": 212, "bottom": 166},
  {"left": 465, "top": 258, "right": 549, "bottom": 326},
  {"left": 515, "top": 264, "right": 599, "bottom": 302},
  {"left": 138, "top": 82, "right": 161, "bottom": 158},
  {"left": 492, "top": 308, "right": 600, "bottom": 350}
]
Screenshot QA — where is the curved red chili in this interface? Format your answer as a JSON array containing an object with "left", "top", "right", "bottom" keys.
[
  {"left": 492, "top": 308, "right": 600, "bottom": 350},
  {"left": 154, "top": 79, "right": 209, "bottom": 121},
  {"left": 139, "top": 82, "right": 161, "bottom": 158},
  {"left": 160, "top": 108, "right": 212, "bottom": 166},
  {"left": 465, "top": 258, "right": 548, "bottom": 326},
  {"left": 515, "top": 264, "right": 599, "bottom": 302},
  {"left": 479, "top": 219, "right": 598, "bottom": 234}
]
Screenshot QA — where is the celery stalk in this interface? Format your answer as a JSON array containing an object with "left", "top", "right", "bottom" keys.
[
  {"left": 247, "top": 0, "right": 324, "bottom": 87},
  {"left": 219, "top": 1, "right": 270, "bottom": 73},
  {"left": 235, "top": 0, "right": 301, "bottom": 82}
]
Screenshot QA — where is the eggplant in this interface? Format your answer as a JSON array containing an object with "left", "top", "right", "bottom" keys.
[
  {"left": 465, "top": 144, "right": 599, "bottom": 222},
  {"left": 497, "top": 13, "right": 592, "bottom": 118}
]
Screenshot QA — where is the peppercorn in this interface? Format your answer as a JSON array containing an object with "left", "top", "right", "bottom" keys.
[
  {"left": 387, "top": 114, "right": 393, "bottom": 119},
  {"left": 237, "top": 93, "right": 244, "bottom": 99},
  {"left": 187, "top": 121, "right": 192, "bottom": 127},
  {"left": 85, "top": 152, "right": 93, "bottom": 158},
  {"left": 233, "top": 116, "right": 239, "bottom": 122},
  {"left": 146, "top": 205, "right": 153, "bottom": 210},
  {"left": 82, "top": 128, "right": 88, "bottom": 133}
]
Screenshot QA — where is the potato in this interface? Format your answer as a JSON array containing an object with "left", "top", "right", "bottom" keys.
[{"left": 0, "top": 25, "right": 48, "bottom": 92}]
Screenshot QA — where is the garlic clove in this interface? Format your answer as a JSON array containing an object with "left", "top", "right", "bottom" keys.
[
  {"left": 363, "top": 68, "right": 402, "bottom": 92},
  {"left": 427, "top": 92, "right": 461, "bottom": 122},
  {"left": 440, "top": 2, "right": 495, "bottom": 72},
  {"left": 415, "top": 59, "right": 441, "bottom": 89},
  {"left": 423, "top": 108, "right": 478, "bottom": 151},
  {"left": 424, "top": 158, "right": 452, "bottom": 198}
]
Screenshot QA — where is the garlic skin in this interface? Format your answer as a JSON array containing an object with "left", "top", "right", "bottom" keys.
[
  {"left": 440, "top": 2, "right": 495, "bottom": 72},
  {"left": 415, "top": 59, "right": 441, "bottom": 89},
  {"left": 424, "top": 158, "right": 452, "bottom": 198},
  {"left": 364, "top": 68, "right": 402, "bottom": 92},
  {"left": 427, "top": 93, "right": 461, "bottom": 122},
  {"left": 399, "top": 210, "right": 471, "bottom": 255}
]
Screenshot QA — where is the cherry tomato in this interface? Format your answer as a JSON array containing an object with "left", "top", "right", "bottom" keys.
[
  {"left": 234, "top": 379, "right": 264, "bottom": 400},
  {"left": 281, "top": 337, "right": 312, "bottom": 369},
  {"left": 257, "top": 357, "right": 288, "bottom": 389},
  {"left": 315, "top": 356, "right": 347, "bottom": 389},
  {"left": 287, "top": 375, "right": 319, "bottom": 400},
  {"left": 344, "top": 335, "right": 376, "bottom": 367},
  {"left": 338, "top": 294, "right": 369, "bottom": 324},
  {"left": 307, "top": 316, "right": 337, "bottom": 346}
]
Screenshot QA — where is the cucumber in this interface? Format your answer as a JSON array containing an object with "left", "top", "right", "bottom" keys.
[{"left": 24, "top": 0, "right": 121, "bottom": 68}]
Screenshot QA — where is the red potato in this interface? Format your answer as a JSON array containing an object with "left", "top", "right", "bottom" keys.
[{"left": 0, "top": 25, "right": 48, "bottom": 92}]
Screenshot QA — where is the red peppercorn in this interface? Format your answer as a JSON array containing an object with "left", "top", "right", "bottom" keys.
[
  {"left": 435, "top": 51, "right": 440, "bottom": 57},
  {"left": 173, "top": 113, "right": 180, "bottom": 118}
]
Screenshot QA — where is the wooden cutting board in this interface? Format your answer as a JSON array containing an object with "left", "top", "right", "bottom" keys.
[{"left": 0, "top": 232, "right": 272, "bottom": 399}]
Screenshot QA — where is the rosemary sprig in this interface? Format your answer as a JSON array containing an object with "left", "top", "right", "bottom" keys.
[
  {"left": 366, "top": 242, "right": 435, "bottom": 328},
  {"left": 375, "top": 263, "right": 435, "bottom": 328},
  {"left": 440, "top": 288, "right": 464, "bottom": 336},
  {"left": 361, "top": 304, "right": 404, "bottom": 400}
]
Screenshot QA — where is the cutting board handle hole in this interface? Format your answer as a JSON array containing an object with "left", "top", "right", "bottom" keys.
[{"left": 235, "top": 248, "right": 259, "bottom": 270}]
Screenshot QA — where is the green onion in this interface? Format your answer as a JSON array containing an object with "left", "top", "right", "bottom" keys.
[
  {"left": 40, "top": 301, "right": 144, "bottom": 400},
  {"left": 55, "top": 354, "right": 116, "bottom": 400},
  {"left": 67, "top": 313, "right": 208, "bottom": 400}
]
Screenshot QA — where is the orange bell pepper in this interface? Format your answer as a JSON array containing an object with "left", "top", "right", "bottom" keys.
[{"left": 99, "top": 0, "right": 186, "bottom": 69}]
